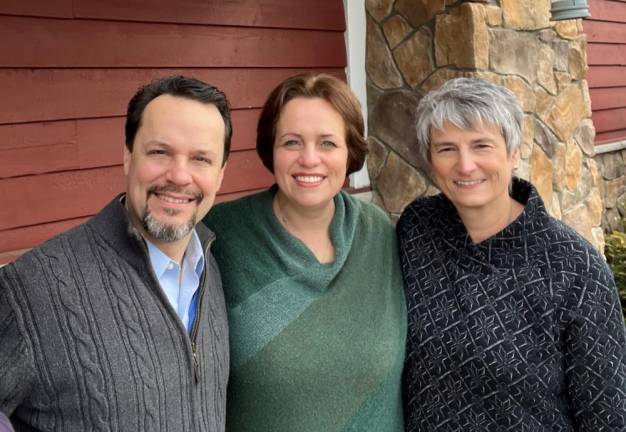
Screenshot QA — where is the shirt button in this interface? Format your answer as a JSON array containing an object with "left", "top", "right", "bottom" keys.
[{"left": 167, "top": 263, "right": 175, "bottom": 270}]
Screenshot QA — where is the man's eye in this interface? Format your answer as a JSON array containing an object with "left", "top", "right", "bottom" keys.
[
  {"left": 147, "top": 149, "right": 167, "bottom": 156},
  {"left": 194, "top": 156, "right": 212, "bottom": 165}
]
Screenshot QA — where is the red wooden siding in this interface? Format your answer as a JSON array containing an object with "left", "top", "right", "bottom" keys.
[
  {"left": 585, "top": 0, "right": 626, "bottom": 144},
  {"left": 1, "top": 0, "right": 344, "bottom": 28},
  {"left": 0, "top": 0, "right": 347, "bottom": 264}
]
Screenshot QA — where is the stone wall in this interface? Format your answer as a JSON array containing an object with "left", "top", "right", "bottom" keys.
[
  {"left": 365, "top": 0, "right": 606, "bottom": 250},
  {"left": 596, "top": 148, "right": 626, "bottom": 233}
]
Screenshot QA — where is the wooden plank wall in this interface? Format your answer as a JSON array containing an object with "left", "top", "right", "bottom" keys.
[
  {"left": 585, "top": 0, "right": 626, "bottom": 144},
  {"left": 0, "top": 0, "right": 347, "bottom": 264}
]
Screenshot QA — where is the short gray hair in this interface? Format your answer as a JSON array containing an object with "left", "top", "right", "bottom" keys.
[{"left": 415, "top": 77, "right": 523, "bottom": 183}]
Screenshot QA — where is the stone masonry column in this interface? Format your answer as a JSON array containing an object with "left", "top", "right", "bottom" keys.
[{"left": 365, "top": 0, "right": 605, "bottom": 250}]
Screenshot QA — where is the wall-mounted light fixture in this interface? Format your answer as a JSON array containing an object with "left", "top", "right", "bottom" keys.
[{"left": 551, "top": 0, "right": 590, "bottom": 21}]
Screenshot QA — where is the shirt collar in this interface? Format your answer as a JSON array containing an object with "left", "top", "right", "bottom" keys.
[
  {"left": 145, "top": 230, "right": 205, "bottom": 279},
  {"left": 187, "top": 229, "right": 205, "bottom": 276}
]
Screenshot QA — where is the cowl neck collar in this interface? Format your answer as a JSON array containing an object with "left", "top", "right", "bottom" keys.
[
  {"left": 431, "top": 178, "right": 550, "bottom": 269},
  {"left": 247, "top": 184, "right": 360, "bottom": 289}
]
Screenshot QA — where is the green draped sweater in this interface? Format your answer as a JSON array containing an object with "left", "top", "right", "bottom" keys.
[{"left": 204, "top": 187, "right": 406, "bottom": 432}]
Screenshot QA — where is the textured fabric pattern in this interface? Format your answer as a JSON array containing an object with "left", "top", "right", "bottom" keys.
[
  {"left": 398, "top": 178, "right": 626, "bottom": 431},
  {"left": 0, "top": 196, "right": 229, "bottom": 432},
  {"left": 204, "top": 187, "right": 406, "bottom": 432}
]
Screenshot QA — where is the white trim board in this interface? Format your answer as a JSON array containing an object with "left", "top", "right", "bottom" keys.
[
  {"left": 595, "top": 140, "right": 626, "bottom": 155},
  {"left": 344, "top": 0, "right": 371, "bottom": 189}
]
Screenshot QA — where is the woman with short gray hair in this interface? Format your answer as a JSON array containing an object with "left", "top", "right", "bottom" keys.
[{"left": 398, "top": 77, "right": 626, "bottom": 431}]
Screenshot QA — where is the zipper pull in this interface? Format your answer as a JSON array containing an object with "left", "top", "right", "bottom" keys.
[{"left": 192, "top": 342, "right": 199, "bottom": 384}]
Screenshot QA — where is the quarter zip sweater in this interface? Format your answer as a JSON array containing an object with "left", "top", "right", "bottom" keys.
[{"left": 0, "top": 195, "right": 229, "bottom": 431}]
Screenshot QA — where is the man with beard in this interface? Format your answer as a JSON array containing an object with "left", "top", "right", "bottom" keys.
[{"left": 0, "top": 76, "right": 231, "bottom": 432}]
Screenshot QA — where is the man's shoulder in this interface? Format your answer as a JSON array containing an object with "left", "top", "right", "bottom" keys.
[
  {"left": 0, "top": 221, "right": 94, "bottom": 308},
  {"left": 11, "top": 221, "right": 91, "bottom": 263},
  {"left": 3, "top": 197, "right": 128, "bottom": 277},
  {"left": 4, "top": 228, "right": 95, "bottom": 293}
]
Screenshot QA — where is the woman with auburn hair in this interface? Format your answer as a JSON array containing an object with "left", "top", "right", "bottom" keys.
[
  {"left": 204, "top": 73, "right": 406, "bottom": 431},
  {"left": 398, "top": 77, "right": 626, "bottom": 431}
]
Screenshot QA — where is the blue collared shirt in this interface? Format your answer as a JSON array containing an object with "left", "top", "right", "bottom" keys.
[{"left": 146, "top": 230, "right": 205, "bottom": 333}]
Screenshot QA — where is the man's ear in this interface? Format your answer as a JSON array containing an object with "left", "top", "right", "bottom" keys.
[
  {"left": 216, "top": 162, "right": 227, "bottom": 191},
  {"left": 123, "top": 146, "right": 131, "bottom": 176}
]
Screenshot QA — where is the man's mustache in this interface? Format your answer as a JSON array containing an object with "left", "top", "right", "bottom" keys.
[{"left": 147, "top": 184, "right": 204, "bottom": 202}]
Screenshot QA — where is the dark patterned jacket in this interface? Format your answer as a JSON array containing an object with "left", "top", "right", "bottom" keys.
[
  {"left": 0, "top": 195, "right": 229, "bottom": 431},
  {"left": 398, "top": 178, "right": 626, "bottom": 431}
]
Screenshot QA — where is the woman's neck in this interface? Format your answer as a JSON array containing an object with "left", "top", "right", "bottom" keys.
[
  {"left": 273, "top": 191, "right": 336, "bottom": 263},
  {"left": 459, "top": 196, "right": 524, "bottom": 244}
]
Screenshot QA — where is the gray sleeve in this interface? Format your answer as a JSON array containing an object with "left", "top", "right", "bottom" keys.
[{"left": 0, "top": 266, "right": 35, "bottom": 415}]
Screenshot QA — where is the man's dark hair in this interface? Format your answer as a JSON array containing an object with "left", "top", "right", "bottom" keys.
[{"left": 125, "top": 75, "right": 232, "bottom": 165}]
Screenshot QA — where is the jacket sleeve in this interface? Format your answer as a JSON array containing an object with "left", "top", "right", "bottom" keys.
[
  {"left": 563, "top": 257, "right": 626, "bottom": 431},
  {"left": 0, "top": 266, "right": 36, "bottom": 415}
]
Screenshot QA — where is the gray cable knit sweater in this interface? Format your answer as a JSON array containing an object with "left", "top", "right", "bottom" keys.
[{"left": 0, "top": 195, "right": 229, "bottom": 431}]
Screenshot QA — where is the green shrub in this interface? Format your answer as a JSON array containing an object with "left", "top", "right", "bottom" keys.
[{"left": 605, "top": 230, "right": 626, "bottom": 320}]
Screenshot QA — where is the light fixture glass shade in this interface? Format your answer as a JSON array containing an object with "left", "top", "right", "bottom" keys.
[{"left": 551, "top": 0, "right": 590, "bottom": 20}]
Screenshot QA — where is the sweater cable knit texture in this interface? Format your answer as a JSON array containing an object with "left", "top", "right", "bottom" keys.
[{"left": 0, "top": 195, "right": 229, "bottom": 431}]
